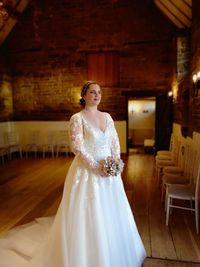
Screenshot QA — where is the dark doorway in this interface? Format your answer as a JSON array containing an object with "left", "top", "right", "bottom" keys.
[
  {"left": 122, "top": 90, "right": 173, "bottom": 155},
  {"left": 128, "top": 98, "right": 156, "bottom": 154}
]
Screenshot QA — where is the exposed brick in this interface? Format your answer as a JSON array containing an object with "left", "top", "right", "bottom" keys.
[
  {"left": 173, "top": 0, "right": 200, "bottom": 134},
  {"left": 0, "top": 0, "right": 184, "bottom": 124}
]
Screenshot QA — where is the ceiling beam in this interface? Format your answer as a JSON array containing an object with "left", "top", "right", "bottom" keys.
[
  {"left": 0, "top": 0, "right": 30, "bottom": 45},
  {"left": 154, "top": 0, "right": 192, "bottom": 29}
]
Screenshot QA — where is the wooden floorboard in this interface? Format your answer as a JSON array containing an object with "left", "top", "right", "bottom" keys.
[
  {"left": 0, "top": 153, "right": 200, "bottom": 263},
  {"left": 143, "top": 258, "right": 200, "bottom": 267}
]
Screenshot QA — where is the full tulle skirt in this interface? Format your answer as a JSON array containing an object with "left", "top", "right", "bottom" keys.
[{"left": 0, "top": 157, "right": 146, "bottom": 267}]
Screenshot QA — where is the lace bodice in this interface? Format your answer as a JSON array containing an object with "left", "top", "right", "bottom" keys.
[{"left": 69, "top": 111, "right": 120, "bottom": 170}]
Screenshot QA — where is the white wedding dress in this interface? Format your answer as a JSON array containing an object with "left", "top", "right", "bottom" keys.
[{"left": 0, "top": 111, "right": 146, "bottom": 267}]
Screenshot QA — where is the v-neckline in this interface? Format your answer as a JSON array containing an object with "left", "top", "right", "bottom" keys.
[{"left": 80, "top": 111, "right": 107, "bottom": 134}]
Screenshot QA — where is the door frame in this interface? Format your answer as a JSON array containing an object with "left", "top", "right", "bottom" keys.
[{"left": 122, "top": 90, "right": 173, "bottom": 155}]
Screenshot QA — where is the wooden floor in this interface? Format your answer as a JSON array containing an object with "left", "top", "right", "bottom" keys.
[
  {"left": 0, "top": 153, "right": 200, "bottom": 265},
  {"left": 143, "top": 258, "right": 200, "bottom": 267}
]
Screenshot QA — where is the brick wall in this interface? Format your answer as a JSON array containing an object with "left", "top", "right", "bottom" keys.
[
  {"left": 190, "top": 0, "right": 200, "bottom": 133},
  {"left": 0, "top": 47, "right": 13, "bottom": 121},
  {"left": 171, "top": 0, "right": 200, "bottom": 136},
  {"left": 176, "top": 34, "right": 190, "bottom": 81},
  {"left": 173, "top": 74, "right": 190, "bottom": 128},
  {"left": 173, "top": 33, "right": 190, "bottom": 129},
  {"left": 0, "top": 0, "right": 175, "bottom": 121},
  {"left": 173, "top": 0, "right": 200, "bottom": 135}
]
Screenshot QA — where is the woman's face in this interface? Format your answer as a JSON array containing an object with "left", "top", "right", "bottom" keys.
[{"left": 83, "top": 84, "right": 102, "bottom": 107}]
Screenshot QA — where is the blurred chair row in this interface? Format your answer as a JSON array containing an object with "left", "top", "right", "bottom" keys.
[
  {"left": 155, "top": 133, "right": 200, "bottom": 234},
  {"left": 0, "top": 130, "right": 71, "bottom": 164}
]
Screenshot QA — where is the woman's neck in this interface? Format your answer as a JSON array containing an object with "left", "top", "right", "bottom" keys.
[{"left": 84, "top": 106, "right": 98, "bottom": 114}]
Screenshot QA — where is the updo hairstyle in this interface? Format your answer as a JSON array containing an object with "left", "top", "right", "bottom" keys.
[{"left": 79, "top": 81, "right": 97, "bottom": 107}]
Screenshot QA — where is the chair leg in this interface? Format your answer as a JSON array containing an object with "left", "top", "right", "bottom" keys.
[
  {"left": 156, "top": 167, "right": 161, "bottom": 186},
  {"left": 19, "top": 149, "right": 22, "bottom": 159},
  {"left": 159, "top": 168, "right": 163, "bottom": 187},
  {"left": 26, "top": 146, "right": 29, "bottom": 158},
  {"left": 34, "top": 147, "right": 37, "bottom": 159},
  {"left": 1, "top": 154, "right": 4, "bottom": 164},
  {"left": 43, "top": 147, "right": 45, "bottom": 158},
  {"left": 161, "top": 182, "right": 166, "bottom": 202},
  {"left": 166, "top": 195, "right": 170, "bottom": 226},
  {"left": 8, "top": 148, "right": 12, "bottom": 160},
  {"left": 195, "top": 199, "right": 199, "bottom": 234},
  {"left": 165, "top": 187, "right": 168, "bottom": 211},
  {"left": 190, "top": 200, "right": 193, "bottom": 214},
  {"left": 155, "top": 165, "right": 159, "bottom": 184},
  {"left": 170, "top": 198, "right": 173, "bottom": 215}
]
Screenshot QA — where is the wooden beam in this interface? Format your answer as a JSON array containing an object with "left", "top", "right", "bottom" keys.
[
  {"left": 0, "top": 0, "right": 30, "bottom": 45},
  {"left": 155, "top": 0, "right": 186, "bottom": 28}
]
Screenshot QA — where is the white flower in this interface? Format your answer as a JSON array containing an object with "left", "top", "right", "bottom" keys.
[{"left": 102, "top": 156, "right": 124, "bottom": 176}]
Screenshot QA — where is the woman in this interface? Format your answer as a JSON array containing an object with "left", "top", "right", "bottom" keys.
[{"left": 0, "top": 81, "right": 146, "bottom": 267}]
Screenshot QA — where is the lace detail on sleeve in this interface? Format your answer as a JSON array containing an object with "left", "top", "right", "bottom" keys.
[
  {"left": 69, "top": 113, "right": 100, "bottom": 170},
  {"left": 108, "top": 114, "right": 121, "bottom": 159}
]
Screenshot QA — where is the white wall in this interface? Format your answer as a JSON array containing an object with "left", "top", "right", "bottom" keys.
[
  {"left": 0, "top": 120, "right": 127, "bottom": 154},
  {"left": 1, "top": 121, "right": 199, "bottom": 155},
  {"left": 115, "top": 121, "right": 127, "bottom": 154},
  {"left": 0, "top": 122, "right": 11, "bottom": 146},
  {"left": 193, "top": 131, "right": 200, "bottom": 147},
  {"left": 128, "top": 99, "right": 155, "bottom": 145}
]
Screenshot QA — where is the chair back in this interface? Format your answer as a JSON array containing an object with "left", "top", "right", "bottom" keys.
[
  {"left": 27, "top": 131, "right": 40, "bottom": 144},
  {"left": 171, "top": 138, "right": 181, "bottom": 164},
  {"left": 169, "top": 133, "right": 174, "bottom": 151},
  {"left": 56, "top": 130, "right": 69, "bottom": 145},
  {"left": 195, "top": 164, "right": 200, "bottom": 202},
  {"left": 5, "top": 132, "right": 19, "bottom": 146},
  {"left": 183, "top": 145, "right": 198, "bottom": 184},
  {"left": 193, "top": 150, "right": 200, "bottom": 184},
  {"left": 46, "top": 131, "right": 56, "bottom": 144},
  {"left": 176, "top": 140, "right": 188, "bottom": 168},
  {"left": 180, "top": 138, "right": 192, "bottom": 174}
]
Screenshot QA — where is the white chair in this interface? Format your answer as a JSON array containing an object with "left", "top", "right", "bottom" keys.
[
  {"left": 166, "top": 160, "right": 200, "bottom": 234},
  {"left": 161, "top": 143, "right": 196, "bottom": 201},
  {"left": 25, "top": 131, "right": 41, "bottom": 158},
  {"left": 162, "top": 139, "right": 190, "bottom": 177},
  {"left": 4, "top": 131, "right": 22, "bottom": 160},
  {"left": 155, "top": 135, "right": 180, "bottom": 161},
  {"left": 156, "top": 133, "right": 174, "bottom": 156},
  {"left": 56, "top": 130, "right": 70, "bottom": 157},
  {"left": 155, "top": 139, "right": 181, "bottom": 184},
  {"left": 42, "top": 131, "right": 56, "bottom": 158}
]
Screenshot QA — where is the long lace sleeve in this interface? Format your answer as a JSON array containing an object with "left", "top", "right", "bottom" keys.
[
  {"left": 69, "top": 113, "right": 100, "bottom": 170},
  {"left": 108, "top": 115, "right": 121, "bottom": 159}
]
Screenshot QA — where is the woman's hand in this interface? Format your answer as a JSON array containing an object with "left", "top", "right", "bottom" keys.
[{"left": 98, "top": 161, "right": 110, "bottom": 177}]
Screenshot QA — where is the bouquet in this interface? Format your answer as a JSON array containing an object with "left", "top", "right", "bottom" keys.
[{"left": 102, "top": 156, "right": 124, "bottom": 176}]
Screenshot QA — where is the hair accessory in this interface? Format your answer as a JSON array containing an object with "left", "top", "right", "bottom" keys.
[{"left": 81, "top": 81, "right": 96, "bottom": 97}]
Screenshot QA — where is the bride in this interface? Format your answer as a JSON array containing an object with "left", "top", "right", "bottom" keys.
[{"left": 0, "top": 81, "right": 146, "bottom": 267}]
